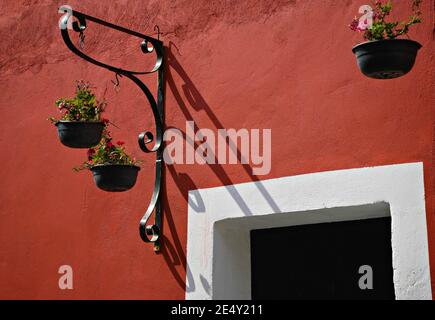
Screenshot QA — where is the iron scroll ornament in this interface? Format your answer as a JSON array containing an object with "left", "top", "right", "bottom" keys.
[{"left": 58, "top": 6, "right": 165, "bottom": 251}]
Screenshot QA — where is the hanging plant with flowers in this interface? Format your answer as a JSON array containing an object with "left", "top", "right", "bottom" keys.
[
  {"left": 73, "top": 126, "right": 142, "bottom": 192},
  {"left": 349, "top": 0, "right": 423, "bottom": 79},
  {"left": 49, "top": 80, "right": 109, "bottom": 148}
]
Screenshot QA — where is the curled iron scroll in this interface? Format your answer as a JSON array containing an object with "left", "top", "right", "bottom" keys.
[
  {"left": 139, "top": 158, "right": 162, "bottom": 244},
  {"left": 59, "top": 9, "right": 163, "bottom": 75}
]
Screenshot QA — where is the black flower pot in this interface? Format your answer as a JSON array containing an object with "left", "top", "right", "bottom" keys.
[
  {"left": 56, "top": 121, "right": 105, "bottom": 148},
  {"left": 352, "top": 39, "right": 422, "bottom": 79},
  {"left": 90, "top": 164, "right": 140, "bottom": 192}
]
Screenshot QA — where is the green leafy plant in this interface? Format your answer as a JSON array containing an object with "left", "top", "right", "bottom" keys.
[
  {"left": 349, "top": 0, "right": 422, "bottom": 41},
  {"left": 48, "top": 80, "right": 107, "bottom": 123},
  {"left": 74, "top": 127, "right": 141, "bottom": 171}
]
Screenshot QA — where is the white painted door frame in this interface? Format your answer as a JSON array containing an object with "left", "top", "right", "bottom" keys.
[{"left": 185, "top": 162, "right": 432, "bottom": 300}]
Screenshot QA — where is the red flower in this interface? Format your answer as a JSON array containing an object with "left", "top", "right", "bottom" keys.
[
  {"left": 101, "top": 118, "right": 110, "bottom": 125},
  {"left": 106, "top": 141, "right": 114, "bottom": 148},
  {"left": 58, "top": 102, "right": 70, "bottom": 110},
  {"left": 116, "top": 141, "right": 125, "bottom": 146}
]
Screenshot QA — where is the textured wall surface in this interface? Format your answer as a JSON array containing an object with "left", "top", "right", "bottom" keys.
[{"left": 0, "top": 0, "right": 433, "bottom": 299}]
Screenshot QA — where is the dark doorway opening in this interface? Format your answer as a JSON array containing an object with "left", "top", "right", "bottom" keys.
[{"left": 251, "top": 217, "right": 395, "bottom": 300}]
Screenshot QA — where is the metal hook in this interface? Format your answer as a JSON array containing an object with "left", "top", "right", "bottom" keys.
[
  {"left": 78, "top": 31, "right": 85, "bottom": 49},
  {"left": 73, "top": 17, "right": 87, "bottom": 50},
  {"left": 111, "top": 73, "right": 122, "bottom": 92},
  {"left": 154, "top": 25, "right": 160, "bottom": 40}
]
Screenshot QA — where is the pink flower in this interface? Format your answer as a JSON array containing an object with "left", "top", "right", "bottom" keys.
[{"left": 349, "top": 17, "right": 360, "bottom": 31}]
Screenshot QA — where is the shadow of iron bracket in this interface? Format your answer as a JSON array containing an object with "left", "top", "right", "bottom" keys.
[{"left": 58, "top": 5, "right": 164, "bottom": 252}]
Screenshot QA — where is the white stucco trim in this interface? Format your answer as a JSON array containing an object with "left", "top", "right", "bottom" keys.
[{"left": 185, "top": 162, "right": 432, "bottom": 300}]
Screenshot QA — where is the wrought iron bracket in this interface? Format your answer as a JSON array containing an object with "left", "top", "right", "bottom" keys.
[{"left": 58, "top": 5, "right": 164, "bottom": 252}]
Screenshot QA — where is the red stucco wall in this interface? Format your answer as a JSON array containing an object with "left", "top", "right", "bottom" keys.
[{"left": 0, "top": 0, "right": 434, "bottom": 299}]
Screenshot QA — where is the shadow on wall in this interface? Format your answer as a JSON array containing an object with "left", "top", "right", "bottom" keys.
[{"left": 159, "top": 42, "right": 283, "bottom": 294}]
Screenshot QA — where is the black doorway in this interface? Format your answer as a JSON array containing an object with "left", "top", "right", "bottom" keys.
[{"left": 250, "top": 217, "right": 395, "bottom": 300}]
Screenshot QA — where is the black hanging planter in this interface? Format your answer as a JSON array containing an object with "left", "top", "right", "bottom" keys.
[
  {"left": 56, "top": 121, "right": 105, "bottom": 148},
  {"left": 352, "top": 39, "right": 422, "bottom": 79},
  {"left": 90, "top": 164, "right": 140, "bottom": 192}
]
